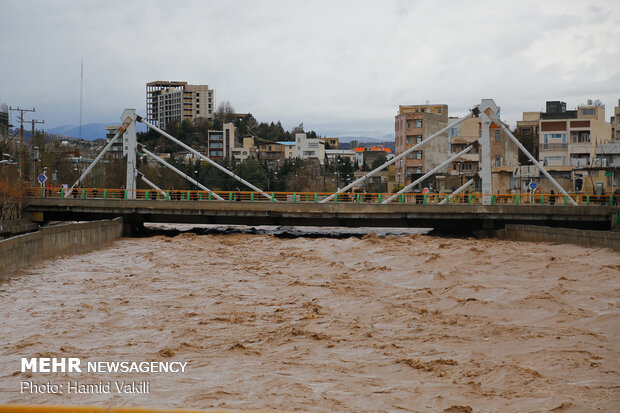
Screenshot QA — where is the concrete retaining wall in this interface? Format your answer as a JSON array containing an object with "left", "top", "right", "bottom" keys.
[
  {"left": 0, "top": 219, "right": 39, "bottom": 240},
  {"left": 493, "top": 224, "right": 620, "bottom": 252},
  {"left": 0, "top": 218, "right": 123, "bottom": 279}
]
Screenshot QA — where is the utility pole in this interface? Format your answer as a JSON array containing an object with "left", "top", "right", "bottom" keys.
[
  {"left": 31, "top": 119, "right": 45, "bottom": 183},
  {"left": 9, "top": 106, "right": 35, "bottom": 186}
]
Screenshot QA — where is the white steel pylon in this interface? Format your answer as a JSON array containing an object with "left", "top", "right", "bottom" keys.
[
  {"left": 478, "top": 99, "right": 497, "bottom": 205},
  {"left": 122, "top": 109, "right": 138, "bottom": 199}
]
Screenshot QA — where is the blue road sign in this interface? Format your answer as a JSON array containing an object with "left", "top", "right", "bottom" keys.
[
  {"left": 37, "top": 173, "right": 47, "bottom": 184},
  {"left": 529, "top": 181, "right": 537, "bottom": 191}
]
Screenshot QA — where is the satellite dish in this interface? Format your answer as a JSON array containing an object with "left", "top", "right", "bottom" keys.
[{"left": 594, "top": 99, "right": 602, "bottom": 106}]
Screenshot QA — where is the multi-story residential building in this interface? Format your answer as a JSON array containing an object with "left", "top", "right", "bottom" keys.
[
  {"left": 105, "top": 125, "right": 125, "bottom": 159},
  {"left": 294, "top": 133, "right": 325, "bottom": 164},
  {"left": 146, "top": 81, "right": 214, "bottom": 130},
  {"left": 257, "top": 142, "right": 287, "bottom": 162},
  {"left": 611, "top": 99, "right": 620, "bottom": 141},
  {"left": 447, "top": 116, "right": 480, "bottom": 183},
  {"left": 231, "top": 137, "right": 257, "bottom": 162},
  {"left": 207, "top": 123, "right": 237, "bottom": 160},
  {"left": 538, "top": 100, "right": 611, "bottom": 168},
  {"left": 394, "top": 104, "right": 449, "bottom": 185},
  {"left": 325, "top": 149, "right": 356, "bottom": 165},
  {"left": 515, "top": 111, "right": 541, "bottom": 160}
]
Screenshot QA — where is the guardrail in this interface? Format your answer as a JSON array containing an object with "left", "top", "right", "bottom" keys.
[{"left": 25, "top": 187, "right": 619, "bottom": 206}]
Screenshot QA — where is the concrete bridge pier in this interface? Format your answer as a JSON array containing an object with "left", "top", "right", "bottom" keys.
[{"left": 123, "top": 214, "right": 145, "bottom": 237}]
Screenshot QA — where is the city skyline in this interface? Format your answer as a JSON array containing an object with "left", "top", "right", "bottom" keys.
[{"left": 1, "top": 0, "right": 619, "bottom": 137}]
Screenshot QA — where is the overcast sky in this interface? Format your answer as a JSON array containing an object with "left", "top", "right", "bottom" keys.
[{"left": 1, "top": 0, "right": 619, "bottom": 137}]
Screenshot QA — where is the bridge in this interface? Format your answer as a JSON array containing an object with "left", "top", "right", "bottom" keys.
[
  {"left": 25, "top": 188, "right": 619, "bottom": 236},
  {"left": 22, "top": 99, "right": 619, "bottom": 236}
]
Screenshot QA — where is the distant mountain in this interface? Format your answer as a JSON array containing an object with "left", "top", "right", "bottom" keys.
[
  {"left": 48, "top": 122, "right": 146, "bottom": 140},
  {"left": 337, "top": 134, "right": 394, "bottom": 144}
]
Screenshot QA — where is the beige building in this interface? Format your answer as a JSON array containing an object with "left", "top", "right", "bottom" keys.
[
  {"left": 394, "top": 104, "right": 449, "bottom": 185},
  {"left": 231, "top": 137, "right": 257, "bottom": 162},
  {"left": 319, "top": 137, "right": 339, "bottom": 149},
  {"left": 516, "top": 112, "right": 541, "bottom": 136},
  {"left": 146, "top": 81, "right": 215, "bottom": 130},
  {"left": 538, "top": 100, "right": 611, "bottom": 168}
]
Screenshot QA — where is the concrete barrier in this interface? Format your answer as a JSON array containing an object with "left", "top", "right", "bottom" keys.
[
  {"left": 492, "top": 224, "right": 620, "bottom": 252},
  {"left": 0, "top": 218, "right": 123, "bottom": 279}
]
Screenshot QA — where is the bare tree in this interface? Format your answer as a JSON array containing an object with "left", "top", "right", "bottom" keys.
[{"left": 215, "top": 101, "right": 236, "bottom": 123}]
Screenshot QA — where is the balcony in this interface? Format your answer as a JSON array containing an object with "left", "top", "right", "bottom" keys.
[
  {"left": 569, "top": 144, "right": 591, "bottom": 154},
  {"left": 539, "top": 143, "right": 567, "bottom": 150},
  {"left": 451, "top": 153, "right": 479, "bottom": 162},
  {"left": 570, "top": 158, "right": 589, "bottom": 168}
]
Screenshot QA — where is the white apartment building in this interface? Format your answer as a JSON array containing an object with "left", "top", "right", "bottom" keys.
[{"left": 294, "top": 133, "right": 325, "bottom": 164}]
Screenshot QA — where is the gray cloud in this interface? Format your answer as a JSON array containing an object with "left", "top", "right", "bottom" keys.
[{"left": 1, "top": 0, "right": 619, "bottom": 137}]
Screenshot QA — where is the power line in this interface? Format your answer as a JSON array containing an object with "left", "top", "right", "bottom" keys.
[{"left": 9, "top": 106, "right": 35, "bottom": 185}]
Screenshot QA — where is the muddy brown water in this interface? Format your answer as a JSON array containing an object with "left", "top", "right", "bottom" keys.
[{"left": 1, "top": 225, "right": 619, "bottom": 412}]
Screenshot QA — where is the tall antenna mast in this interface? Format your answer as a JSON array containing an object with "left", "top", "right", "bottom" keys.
[{"left": 79, "top": 57, "right": 83, "bottom": 140}]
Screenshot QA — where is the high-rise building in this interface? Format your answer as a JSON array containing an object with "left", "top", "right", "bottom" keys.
[
  {"left": 146, "top": 81, "right": 214, "bottom": 130},
  {"left": 394, "top": 104, "right": 449, "bottom": 185}
]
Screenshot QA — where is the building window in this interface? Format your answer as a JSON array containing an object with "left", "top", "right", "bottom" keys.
[
  {"left": 406, "top": 120, "right": 412, "bottom": 128},
  {"left": 406, "top": 136, "right": 413, "bottom": 144},
  {"left": 462, "top": 163, "right": 472, "bottom": 171},
  {"left": 416, "top": 151, "right": 422, "bottom": 159},
  {"left": 495, "top": 155, "right": 501, "bottom": 167},
  {"left": 415, "top": 167, "right": 422, "bottom": 173},
  {"left": 494, "top": 130, "right": 500, "bottom": 141},
  {"left": 196, "top": 98, "right": 200, "bottom": 102},
  {"left": 543, "top": 133, "right": 567, "bottom": 143},
  {"left": 407, "top": 152, "right": 414, "bottom": 159},
  {"left": 581, "top": 108, "right": 595, "bottom": 116},
  {"left": 196, "top": 93, "right": 199, "bottom": 96},
  {"left": 437, "top": 107, "right": 442, "bottom": 114},
  {"left": 571, "top": 132, "right": 590, "bottom": 143},
  {"left": 416, "top": 135, "right": 422, "bottom": 143},
  {"left": 415, "top": 119, "right": 422, "bottom": 128},
  {"left": 407, "top": 167, "right": 413, "bottom": 174}
]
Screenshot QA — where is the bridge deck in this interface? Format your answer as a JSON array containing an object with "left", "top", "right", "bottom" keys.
[{"left": 26, "top": 197, "right": 619, "bottom": 234}]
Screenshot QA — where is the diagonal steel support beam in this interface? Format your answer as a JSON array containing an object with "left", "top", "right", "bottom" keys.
[
  {"left": 137, "top": 116, "right": 272, "bottom": 200},
  {"left": 439, "top": 178, "right": 475, "bottom": 205},
  {"left": 320, "top": 110, "right": 475, "bottom": 203},
  {"left": 138, "top": 171, "right": 167, "bottom": 198},
  {"left": 382, "top": 145, "right": 473, "bottom": 204},
  {"left": 140, "top": 145, "right": 225, "bottom": 200},
  {"left": 487, "top": 111, "right": 577, "bottom": 206}
]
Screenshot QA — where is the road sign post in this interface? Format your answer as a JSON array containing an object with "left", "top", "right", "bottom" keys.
[{"left": 37, "top": 173, "right": 47, "bottom": 187}]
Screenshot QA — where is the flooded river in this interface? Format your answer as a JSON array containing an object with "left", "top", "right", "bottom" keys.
[{"left": 1, "top": 226, "right": 619, "bottom": 412}]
